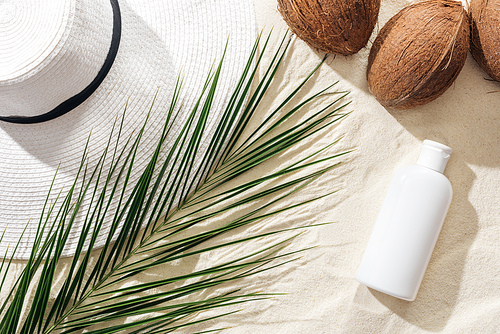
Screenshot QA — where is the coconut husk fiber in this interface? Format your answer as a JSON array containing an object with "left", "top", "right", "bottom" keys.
[
  {"left": 367, "top": 0, "right": 469, "bottom": 110},
  {"left": 470, "top": 0, "right": 500, "bottom": 82},
  {"left": 277, "top": 0, "right": 380, "bottom": 55}
]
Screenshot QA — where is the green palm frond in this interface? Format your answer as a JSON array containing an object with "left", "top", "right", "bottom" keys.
[{"left": 0, "top": 33, "right": 351, "bottom": 333}]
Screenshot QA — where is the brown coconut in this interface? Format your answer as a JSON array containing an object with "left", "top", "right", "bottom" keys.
[
  {"left": 470, "top": 0, "right": 500, "bottom": 82},
  {"left": 277, "top": 0, "right": 380, "bottom": 55},
  {"left": 367, "top": 0, "right": 469, "bottom": 110}
]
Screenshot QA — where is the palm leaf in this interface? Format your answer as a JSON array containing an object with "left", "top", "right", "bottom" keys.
[{"left": 0, "top": 32, "right": 351, "bottom": 333}]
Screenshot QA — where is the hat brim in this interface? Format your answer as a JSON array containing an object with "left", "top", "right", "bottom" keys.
[{"left": 0, "top": 0, "right": 256, "bottom": 259}]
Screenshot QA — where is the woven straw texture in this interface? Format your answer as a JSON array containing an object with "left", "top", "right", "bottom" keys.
[{"left": 0, "top": 0, "right": 256, "bottom": 259}]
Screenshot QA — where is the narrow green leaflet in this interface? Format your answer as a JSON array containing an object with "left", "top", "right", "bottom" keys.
[{"left": 0, "top": 32, "right": 351, "bottom": 333}]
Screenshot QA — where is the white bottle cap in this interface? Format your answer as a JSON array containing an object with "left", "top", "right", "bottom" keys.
[{"left": 417, "top": 140, "right": 452, "bottom": 173}]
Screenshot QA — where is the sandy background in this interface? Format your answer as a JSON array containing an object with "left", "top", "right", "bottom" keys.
[
  {"left": 3, "top": 0, "right": 499, "bottom": 332},
  {"left": 198, "top": 0, "right": 500, "bottom": 332}
]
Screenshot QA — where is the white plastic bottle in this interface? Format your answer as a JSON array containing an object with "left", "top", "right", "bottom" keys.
[{"left": 356, "top": 140, "right": 453, "bottom": 301}]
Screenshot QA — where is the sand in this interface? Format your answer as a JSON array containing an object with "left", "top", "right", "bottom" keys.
[
  {"left": 207, "top": 0, "right": 500, "bottom": 332},
  {"left": 5, "top": 0, "right": 499, "bottom": 332}
]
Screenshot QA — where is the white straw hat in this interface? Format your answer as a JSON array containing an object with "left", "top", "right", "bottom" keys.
[{"left": 0, "top": 0, "right": 256, "bottom": 258}]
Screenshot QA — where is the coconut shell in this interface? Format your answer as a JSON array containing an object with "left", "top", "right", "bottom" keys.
[
  {"left": 470, "top": 0, "right": 500, "bottom": 81},
  {"left": 277, "top": 0, "right": 380, "bottom": 55},
  {"left": 367, "top": 0, "right": 469, "bottom": 110}
]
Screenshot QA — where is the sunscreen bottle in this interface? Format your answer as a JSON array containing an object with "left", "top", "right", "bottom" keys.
[{"left": 356, "top": 140, "right": 453, "bottom": 301}]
